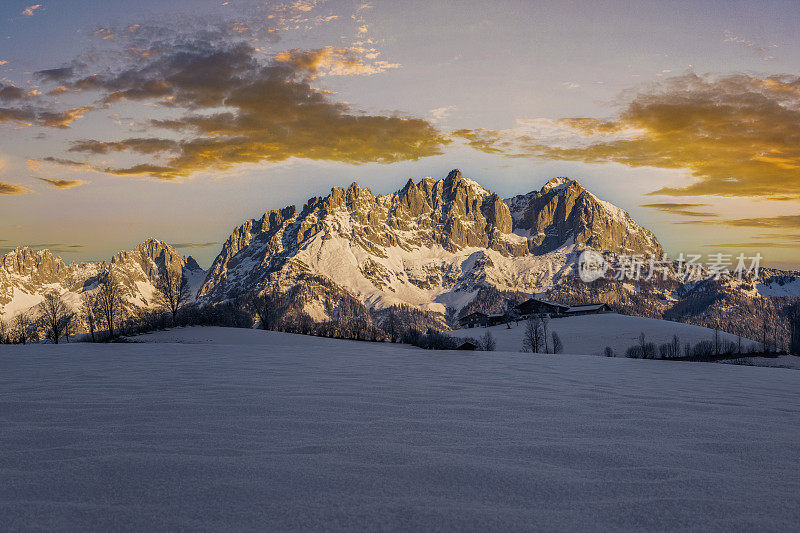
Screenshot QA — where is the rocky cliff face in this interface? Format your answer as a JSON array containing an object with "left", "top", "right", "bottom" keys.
[
  {"left": 198, "top": 170, "right": 664, "bottom": 320},
  {"left": 506, "top": 177, "right": 663, "bottom": 256}
]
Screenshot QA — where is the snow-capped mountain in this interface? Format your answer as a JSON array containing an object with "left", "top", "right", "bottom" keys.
[
  {"left": 3, "top": 169, "right": 794, "bottom": 341},
  {"left": 197, "top": 169, "right": 663, "bottom": 319},
  {"left": 0, "top": 239, "right": 205, "bottom": 321}
]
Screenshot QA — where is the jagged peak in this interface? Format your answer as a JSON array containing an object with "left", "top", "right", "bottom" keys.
[{"left": 541, "top": 177, "right": 577, "bottom": 194}]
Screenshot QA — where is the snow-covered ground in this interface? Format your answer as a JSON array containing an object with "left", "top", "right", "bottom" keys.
[
  {"left": 450, "top": 313, "right": 756, "bottom": 356},
  {"left": 1, "top": 328, "right": 799, "bottom": 531}
]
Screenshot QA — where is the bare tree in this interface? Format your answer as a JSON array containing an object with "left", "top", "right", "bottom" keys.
[
  {"left": 247, "top": 289, "right": 287, "bottom": 330},
  {"left": 14, "top": 312, "right": 30, "bottom": 344},
  {"left": 155, "top": 267, "right": 189, "bottom": 325},
  {"left": 41, "top": 291, "right": 70, "bottom": 344},
  {"left": 542, "top": 315, "right": 550, "bottom": 354},
  {"left": 81, "top": 292, "right": 98, "bottom": 343},
  {"left": 551, "top": 331, "right": 563, "bottom": 354},
  {"left": 791, "top": 304, "right": 800, "bottom": 356},
  {"left": 96, "top": 267, "right": 121, "bottom": 340},
  {"left": 504, "top": 301, "right": 519, "bottom": 329},
  {"left": 479, "top": 330, "right": 496, "bottom": 351},
  {"left": 522, "top": 315, "right": 543, "bottom": 353},
  {"left": 63, "top": 312, "right": 75, "bottom": 343}
]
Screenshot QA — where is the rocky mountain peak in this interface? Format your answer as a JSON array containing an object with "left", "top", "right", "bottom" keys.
[
  {"left": 541, "top": 177, "right": 576, "bottom": 194},
  {"left": 0, "top": 246, "right": 67, "bottom": 280},
  {"left": 506, "top": 177, "right": 662, "bottom": 256}
]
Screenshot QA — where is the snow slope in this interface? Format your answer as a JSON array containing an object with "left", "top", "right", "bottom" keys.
[
  {"left": 450, "top": 313, "right": 755, "bottom": 355},
  {"left": 1, "top": 330, "right": 799, "bottom": 531}
]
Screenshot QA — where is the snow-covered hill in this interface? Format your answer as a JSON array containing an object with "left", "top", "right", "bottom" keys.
[
  {"left": 2, "top": 332, "right": 798, "bottom": 530},
  {"left": 449, "top": 312, "right": 756, "bottom": 355}
]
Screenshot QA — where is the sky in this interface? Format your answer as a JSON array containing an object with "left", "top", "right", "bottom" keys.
[{"left": 0, "top": 0, "right": 799, "bottom": 268}]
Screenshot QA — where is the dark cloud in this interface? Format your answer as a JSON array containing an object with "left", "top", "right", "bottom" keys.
[
  {"left": 0, "top": 181, "right": 29, "bottom": 195},
  {"left": 171, "top": 242, "right": 220, "bottom": 249},
  {"left": 40, "top": 41, "right": 446, "bottom": 179},
  {"left": 69, "top": 138, "right": 179, "bottom": 155},
  {"left": 26, "top": 243, "right": 85, "bottom": 253},
  {"left": 0, "top": 105, "right": 91, "bottom": 128},
  {"left": 35, "top": 67, "right": 76, "bottom": 82},
  {"left": 0, "top": 83, "right": 25, "bottom": 101},
  {"left": 640, "top": 202, "right": 717, "bottom": 217},
  {"left": 36, "top": 177, "right": 87, "bottom": 189},
  {"left": 457, "top": 73, "right": 800, "bottom": 200}
]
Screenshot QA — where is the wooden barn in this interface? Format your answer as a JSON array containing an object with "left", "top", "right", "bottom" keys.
[
  {"left": 564, "top": 303, "right": 612, "bottom": 316},
  {"left": 458, "top": 312, "right": 507, "bottom": 328},
  {"left": 459, "top": 312, "right": 488, "bottom": 328},
  {"left": 515, "top": 298, "right": 570, "bottom": 317}
]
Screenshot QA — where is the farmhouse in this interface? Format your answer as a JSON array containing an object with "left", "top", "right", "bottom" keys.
[
  {"left": 564, "top": 303, "right": 612, "bottom": 316},
  {"left": 458, "top": 299, "right": 612, "bottom": 329},
  {"left": 458, "top": 312, "right": 506, "bottom": 328},
  {"left": 515, "top": 298, "right": 570, "bottom": 316}
]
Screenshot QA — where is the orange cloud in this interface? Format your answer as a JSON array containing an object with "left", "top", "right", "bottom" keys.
[
  {"left": 0, "top": 181, "right": 29, "bottom": 195},
  {"left": 36, "top": 177, "right": 87, "bottom": 189},
  {"left": 457, "top": 73, "right": 800, "bottom": 200}
]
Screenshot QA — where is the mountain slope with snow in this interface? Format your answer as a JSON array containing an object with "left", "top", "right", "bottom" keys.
[
  {"left": 0, "top": 239, "right": 205, "bottom": 321},
  {"left": 198, "top": 169, "right": 664, "bottom": 319}
]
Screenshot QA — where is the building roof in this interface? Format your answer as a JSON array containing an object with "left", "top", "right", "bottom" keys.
[
  {"left": 517, "top": 298, "right": 570, "bottom": 310},
  {"left": 565, "top": 303, "right": 609, "bottom": 312}
]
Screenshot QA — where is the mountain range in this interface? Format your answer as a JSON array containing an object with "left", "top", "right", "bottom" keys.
[{"left": 1, "top": 169, "right": 797, "bottom": 342}]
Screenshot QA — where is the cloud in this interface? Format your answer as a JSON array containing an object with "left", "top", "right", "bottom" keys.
[
  {"left": 640, "top": 202, "right": 717, "bottom": 217},
  {"left": 21, "top": 4, "right": 41, "bottom": 16},
  {"left": 456, "top": 73, "right": 800, "bottom": 200},
  {"left": 274, "top": 46, "right": 399, "bottom": 77},
  {"left": 429, "top": 106, "right": 455, "bottom": 123},
  {"left": 0, "top": 105, "right": 91, "bottom": 128},
  {"left": 171, "top": 241, "right": 220, "bottom": 249},
  {"left": 0, "top": 181, "right": 30, "bottom": 195},
  {"left": 69, "top": 138, "right": 179, "bottom": 155},
  {"left": 26, "top": 243, "right": 85, "bottom": 253},
  {"left": 36, "top": 177, "right": 87, "bottom": 189},
  {"left": 0, "top": 83, "right": 25, "bottom": 101},
  {"left": 47, "top": 41, "right": 445, "bottom": 179},
  {"left": 723, "top": 30, "right": 777, "bottom": 61},
  {"left": 719, "top": 215, "right": 800, "bottom": 228},
  {"left": 704, "top": 242, "right": 798, "bottom": 249}
]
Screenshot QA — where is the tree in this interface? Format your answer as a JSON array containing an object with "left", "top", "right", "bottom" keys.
[
  {"left": 522, "top": 315, "right": 543, "bottom": 353},
  {"left": 479, "top": 330, "right": 496, "bottom": 351},
  {"left": 603, "top": 346, "right": 615, "bottom": 358},
  {"left": 155, "top": 266, "right": 189, "bottom": 325},
  {"left": 248, "top": 289, "right": 287, "bottom": 330},
  {"left": 542, "top": 315, "right": 550, "bottom": 353},
  {"left": 0, "top": 318, "right": 7, "bottom": 344},
  {"left": 63, "top": 312, "right": 75, "bottom": 343},
  {"left": 96, "top": 267, "right": 121, "bottom": 339},
  {"left": 503, "top": 301, "right": 519, "bottom": 329},
  {"left": 551, "top": 331, "right": 563, "bottom": 354},
  {"left": 791, "top": 304, "right": 800, "bottom": 356},
  {"left": 81, "top": 292, "right": 98, "bottom": 343},
  {"left": 14, "top": 312, "right": 30, "bottom": 344},
  {"left": 41, "top": 291, "right": 70, "bottom": 344}
]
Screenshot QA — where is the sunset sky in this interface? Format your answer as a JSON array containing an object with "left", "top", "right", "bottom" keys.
[{"left": 1, "top": 0, "right": 799, "bottom": 268}]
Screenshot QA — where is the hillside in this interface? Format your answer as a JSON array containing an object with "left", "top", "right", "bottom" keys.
[
  {"left": 449, "top": 313, "right": 754, "bottom": 356},
  {"left": 1, "top": 333, "right": 798, "bottom": 530}
]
